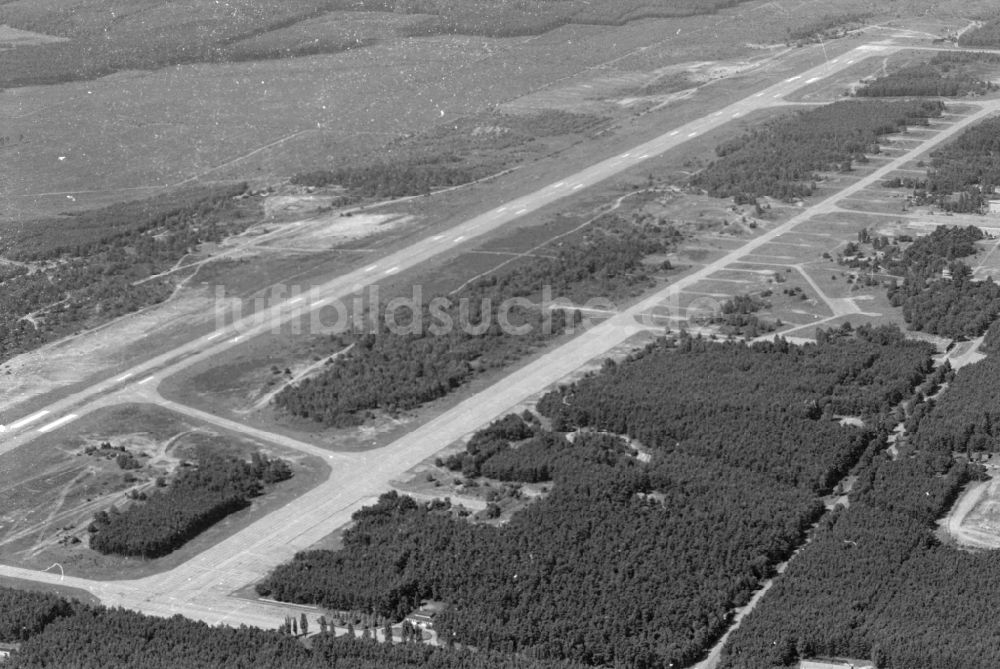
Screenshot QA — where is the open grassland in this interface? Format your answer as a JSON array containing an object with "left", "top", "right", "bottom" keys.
[{"left": 0, "top": 403, "right": 328, "bottom": 581}]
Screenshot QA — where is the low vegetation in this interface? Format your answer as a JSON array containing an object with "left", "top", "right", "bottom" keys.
[
  {"left": 959, "top": 18, "right": 1000, "bottom": 47},
  {"left": 88, "top": 449, "right": 291, "bottom": 559},
  {"left": 0, "top": 0, "right": 760, "bottom": 87},
  {"left": 259, "top": 328, "right": 933, "bottom": 667},
  {"left": 0, "top": 184, "right": 252, "bottom": 366},
  {"left": 785, "top": 12, "right": 871, "bottom": 45},
  {"left": 691, "top": 100, "right": 945, "bottom": 202}
]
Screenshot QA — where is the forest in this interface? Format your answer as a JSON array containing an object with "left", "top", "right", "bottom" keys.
[
  {"left": 88, "top": 450, "right": 292, "bottom": 559},
  {"left": 882, "top": 226, "right": 1000, "bottom": 339},
  {"left": 0, "top": 588, "right": 581, "bottom": 669},
  {"left": 691, "top": 100, "right": 944, "bottom": 202},
  {"left": 959, "top": 19, "right": 1000, "bottom": 47},
  {"left": 258, "top": 328, "right": 934, "bottom": 667},
  {"left": 718, "top": 342, "right": 1000, "bottom": 669},
  {"left": 854, "top": 60, "right": 997, "bottom": 98},
  {"left": 905, "top": 116, "right": 1000, "bottom": 212},
  {"left": 0, "top": 184, "right": 252, "bottom": 366},
  {"left": 274, "top": 218, "right": 669, "bottom": 426}
]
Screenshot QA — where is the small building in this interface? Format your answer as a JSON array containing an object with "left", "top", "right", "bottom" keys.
[
  {"left": 988, "top": 199, "right": 1000, "bottom": 215},
  {"left": 404, "top": 600, "right": 448, "bottom": 631},
  {"left": 0, "top": 643, "right": 21, "bottom": 662}
]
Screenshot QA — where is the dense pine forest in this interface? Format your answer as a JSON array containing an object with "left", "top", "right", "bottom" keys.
[
  {"left": 88, "top": 449, "right": 292, "bottom": 558},
  {"left": 690, "top": 99, "right": 944, "bottom": 202},
  {"left": 854, "top": 57, "right": 997, "bottom": 97},
  {"left": 274, "top": 218, "right": 671, "bottom": 426},
  {"left": 718, "top": 346, "right": 1000, "bottom": 669},
  {"left": 260, "top": 328, "right": 934, "bottom": 667},
  {"left": 0, "top": 588, "right": 581, "bottom": 669},
  {"left": 0, "top": 184, "right": 251, "bottom": 365}
]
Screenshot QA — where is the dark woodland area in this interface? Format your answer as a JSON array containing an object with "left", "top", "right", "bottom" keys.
[
  {"left": 0, "top": 588, "right": 582, "bottom": 669},
  {"left": 88, "top": 450, "right": 292, "bottom": 559},
  {"left": 260, "top": 329, "right": 933, "bottom": 667},
  {"left": 690, "top": 100, "right": 944, "bottom": 202}
]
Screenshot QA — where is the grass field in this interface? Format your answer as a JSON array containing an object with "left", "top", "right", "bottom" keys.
[{"left": 0, "top": 403, "right": 329, "bottom": 581}]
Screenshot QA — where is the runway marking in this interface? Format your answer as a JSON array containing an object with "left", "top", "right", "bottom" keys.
[
  {"left": 754, "top": 91, "right": 764, "bottom": 97},
  {"left": 516, "top": 208, "right": 528, "bottom": 214},
  {"left": 552, "top": 182, "right": 564, "bottom": 188},
  {"left": 138, "top": 375, "right": 156, "bottom": 385},
  {"left": 638, "top": 154, "right": 649, "bottom": 159},
  {"left": 384, "top": 266, "right": 399, "bottom": 274},
  {"left": 806, "top": 76, "right": 820, "bottom": 84},
  {"left": 688, "top": 132, "right": 699, "bottom": 137},
  {"left": 453, "top": 236, "right": 466, "bottom": 242},
  {"left": 846, "top": 59, "right": 855, "bottom": 64},
  {"left": 37, "top": 414, "right": 78, "bottom": 434},
  {"left": 207, "top": 331, "right": 223, "bottom": 340},
  {"left": 116, "top": 372, "right": 134, "bottom": 382},
  {"left": 622, "top": 153, "right": 631, "bottom": 157},
  {"left": 288, "top": 296, "right": 303, "bottom": 304},
  {"left": 773, "top": 92, "right": 783, "bottom": 97},
  {"left": 785, "top": 75, "right": 801, "bottom": 82},
  {"left": 364, "top": 265, "right": 378, "bottom": 272},
  {"left": 830, "top": 58, "right": 840, "bottom": 63},
  {"left": 731, "top": 111, "right": 742, "bottom": 118},
  {"left": 497, "top": 206, "right": 507, "bottom": 212},
  {"left": 712, "top": 111, "right": 722, "bottom": 116},
  {"left": 9, "top": 410, "right": 50, "bottom": 431},
  {"left": 669, "top": 130, "right": 679, "bottom": 136},
  {"left": 431, "top": 235, "right": 444, "bottom": 241},
  {"left": 572, "top": 184, "right": 584, "bottom": 190}
]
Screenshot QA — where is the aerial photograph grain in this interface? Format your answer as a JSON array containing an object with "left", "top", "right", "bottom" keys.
[{"left": 3, "top": 1, "right": 1000, "bottom": 667}]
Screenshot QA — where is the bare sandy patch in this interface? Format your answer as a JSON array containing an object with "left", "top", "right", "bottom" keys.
[
  {"left": 0, "top": 286, "right": 217, "bottom": 415},
  {"left": 0, "top": 25, "right": 69, "bottom": 47}
]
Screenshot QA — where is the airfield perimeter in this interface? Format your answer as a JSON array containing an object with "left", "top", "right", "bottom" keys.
[{"left": 2, "top": 35, "right": 1000, "bottom": 645}]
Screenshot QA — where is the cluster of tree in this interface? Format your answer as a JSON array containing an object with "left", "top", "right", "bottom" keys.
[
  {"left": 907, "top": 116, "right": 1000, "bottom": 212},
  {"left": 878, "top": 225, "right": 1000, "bottom": 339},
  {"left": 1, "top": 589, "right": 581, "bottom": 668},
  {"left": 785, "top": 12, "right": 871, "bottom": 44},
  {"left": 719, "top": 348, "right": 1000, "bottom": 669},
  {"left": 259, "top": 330, "right": 934, "bottom": 667},
  {"left": 691, "top": 100, "right": 944, "bottom": 201},
  {"left": 274, "top": 221, "right": 670, "bottom": 426},
  {"left": 959, "top": 19, "right": 1000, "bottom": 47},
  {"left": 88, "top": 449, "right": 292, "bottom": 558},
  {"left": 0, "top": 184, "right": 251, "bottom": 365},
  {"left": 709, "top": 292, "right": 777, "bottom": 336},
  {"left": 854, "top": 61, "right": 996, "bottom": 97}
]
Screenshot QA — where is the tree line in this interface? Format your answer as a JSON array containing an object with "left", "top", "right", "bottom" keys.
[
  {"left": 690, "top": 99, "right": 945, "bottom": 202},
  {"left": 0, "top": 587, "right": 581, "bottom": 669},
  {"left": 88, "top": 449, "right": 291, "bottom": 559},
  {"left": 274, "top": 218, "right": 671, "bottom": 427}
]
